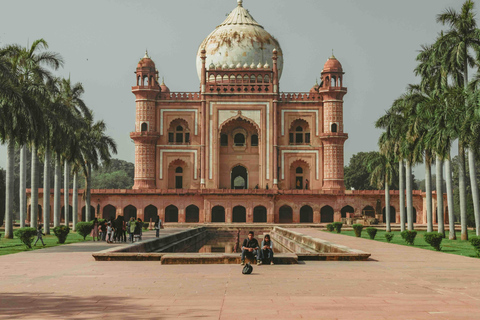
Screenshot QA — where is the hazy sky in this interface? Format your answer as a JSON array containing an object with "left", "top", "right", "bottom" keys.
[{"left": 0, "top": 0, "right": 464, "bottom": 176}]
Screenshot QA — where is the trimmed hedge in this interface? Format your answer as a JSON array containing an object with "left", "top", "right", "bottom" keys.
[
  {"left": 14, "top": 227, "right": 37, "bottom": 249},
  {"left": 332, "top": 222, "right": 343, "bottom": 233},
  {"left": 52, "top": 225, "right": 70, "bottom": 244},
  {"left": 400, "top": 230, "right": 417, "bottom": 245},
  {"left": 385, "top": 232, "right": 394, "bottom": 243},
  {"left": 424, "top": 232, "right": 443, "bottom": 251},
  {"left": 352, "top": 224, "right": 363, "bottom": 237},
  {"left": 366, "top": 227, "right": 378, "bottom": 240},
  {"left": 76, "top": 222, "right": 93, "bottom": 240},
  {"left": 469, "top": 236, "right": 480, "bottom": 257},
  {"left": 326, "top": 224, "right": 334, "bottom": 232}
]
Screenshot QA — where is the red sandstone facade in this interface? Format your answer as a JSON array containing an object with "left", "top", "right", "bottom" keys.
[{"left": 27, "top": 0, "right": 447, "bottom": 226}]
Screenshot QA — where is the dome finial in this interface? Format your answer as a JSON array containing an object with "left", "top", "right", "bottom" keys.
[
  {"left": 144, "top": 49, "right": 150, "bottom": 59},
  {"left": 161, "top": 77, "right": 165, "bottom": 85},
  {"left": 330, "top": 49, "right": 336, "bottom": 59},
  {"left": 237, "top": 0, "right": 243, "bottom": 7}
]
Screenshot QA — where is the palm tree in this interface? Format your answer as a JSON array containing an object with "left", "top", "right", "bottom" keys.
[
  {"left": 436, "top": 0, "right": 480, "bottom": 239},
  {"left": 375, "top": 108, "right": 406, "bottom": 231},
  {"left": 367, "top": 151, "right": 396, "bottom": 232},
  {"left": 79, "top": 117, "right": 117, "bottom": 221},
  {"left": 8, "top": 39, "right": 63, "bottom": 230},
  {"left": 0, "top": 45, "right": 23, "bottom": 238}
]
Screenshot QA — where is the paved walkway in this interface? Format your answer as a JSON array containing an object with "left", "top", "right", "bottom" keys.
[{"left": 0, "top": 228, "right": 479, "bottom": 319}]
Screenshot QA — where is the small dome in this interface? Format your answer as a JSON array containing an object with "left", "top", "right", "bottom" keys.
[
  {"left": 160, "top": 78, "right": 170, "bottom": 93},
  {"left": 229, "top": 63, "right": 235, "bottom": 69},
  {"left": 243, "top": 62, "right": 249, "bottom": 69},
  {"left": 250, "top": 62, "right": 256, "bottom": 69},
  {"left": 137, "top": 50, "right": 155, "bottom": 69},
  {"left": 236, "top": 62, "right": 242, "bottom": 69},
  {"left": 209, "top": 62, "right": 215, "bottom": 70},
  {"left": 323, "top": 54, "right": 343, "bottom": 73},
  {"left": 263, "top": 62, "right": 270, "bottom": 69},
  {"left": 257, "top": 62, "right": 263, "bottom": 69}
]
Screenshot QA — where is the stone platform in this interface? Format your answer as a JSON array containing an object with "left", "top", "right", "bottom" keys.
[{"left": 1, "top": 228, "right": 479, "bottom": 319}]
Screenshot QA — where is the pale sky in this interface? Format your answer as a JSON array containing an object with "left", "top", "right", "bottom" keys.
[{"left": 0, "top": 0, "right": 464, "bottom": 176}]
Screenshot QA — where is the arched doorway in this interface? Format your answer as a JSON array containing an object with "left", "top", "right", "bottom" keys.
[
  {"left": 81, "top": 206, "right": 96, "bottom": 221},
  {"left": 300, "top": 205, "right": 313, "bottom": 223},
  {"left": 232, "top": 206, "right": 246, "bottom": 223},
  {"left": 362, "top": 206, "right": 375, "bottom": 217},
  {"left": 320, "top": 206, "right": 334, "bottom": 223},
  {"left": 231, "top": 165, "right": 248, "bottom": 189},
  {"left": 341, "top": 205, "right": 354, "bottom": 218},
  {"left": 253, "top": 206, "right": 267, "bottom": 223},
  {"left": 211, "top": 206, "right": 225, "bottom": 222},
  {"left": 382, "top": 206, "right": 396, "bottom": 223},
  {"left": 279, "top": 205, "right": 293, "bottom": 223},
  {"left": 124, "top": 205, "right": 137, "bottom": 221},
  {"left": 144, "top": 205, "right": 158, "bottom": 223},
  {"left": 165, "top": 205, "right": 178, "bottom": 222},
  {"left": 102, "top": 205, "right": 116, "bottom": 220},
  {"left": 186, "top": 205, "right": 199, "bottom": 223}
]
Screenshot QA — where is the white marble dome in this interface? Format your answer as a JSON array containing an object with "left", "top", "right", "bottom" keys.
[{"left": 196, "top": 0, "right": 284, "bottom": 80}]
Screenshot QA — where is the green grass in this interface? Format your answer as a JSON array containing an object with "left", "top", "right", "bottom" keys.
[
  {"left": 0, "top": 229, "right": 95, "bottom": 256},
  {"left": 328, "top": 229, "right": 479, "bottom": 258}
]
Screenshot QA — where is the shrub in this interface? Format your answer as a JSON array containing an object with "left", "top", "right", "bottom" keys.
[
  {"left": 469, "top": 236, "right": 480, "bottom": 257},
  {"left": 143, "top": 222, "right": 149, "bottom": 230},
  {"left": 385, "top": 232, "right": 394, "bottom": 243},
  {"left": 332, "top": 222, "right": 343, "bottom": 233},
  {"left": 52, "top": 225, "right": 70, "bottom": 244},
  {"left": 400, "top": 230, "right": 417, "bottom": 245},
  {"left": 352, "top": 224, "right": 363, "bottom": 237},
  {"left": 366, "top": 227, "right": 378, "bottom": 240},
  {"left": 424, "top": 232, "right": 443, "bottom": 251},
  {"left": 14, "top": 227, "right": 37, "bottom": 249},
  {"left": 326, "top": 224, "right": 334, "bottom": 232},
  {"left": 76, "top": 222, "right": 93, "bottom": 240}
]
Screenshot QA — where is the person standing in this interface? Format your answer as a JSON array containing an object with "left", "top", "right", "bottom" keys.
[
  {"left": 305, "top": 179, "right": 309, "bottom": 190},
  {"left": 154, "top": 216, "right": 162, "bottom": 238},
  {"left": 91, "top": 218, "right": 99, "bottom": 241},
  {"left": 34, "top": 225, "right": 46, "bottom": 246},
  {"left": 128, "top": 217, "right": 136, "bottom": 242},
  {"left": 106, "top": 222, "right": 114, "bottom": 244}
]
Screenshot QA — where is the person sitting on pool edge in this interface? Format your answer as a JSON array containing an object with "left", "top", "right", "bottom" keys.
[
  {"left": 241, "top": 231, "right": 260, "bottom": 266},
  {"left": 259, "top": 234, "right": 274, "bottom": 265}
]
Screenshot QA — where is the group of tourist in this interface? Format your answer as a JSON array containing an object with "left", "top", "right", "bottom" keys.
[
  {"left": 90, "top": 216, "right": 163, "bottom": 243},
  {"left": 240, "top": 231, "right": 274, "bottom": 265}
]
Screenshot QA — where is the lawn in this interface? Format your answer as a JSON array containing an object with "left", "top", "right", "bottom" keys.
[
  {"left": 0, "top": 229, "right": 94, "bottom": 256},
  {"left": 330, "top": 229, "right": 479, "bottom": 258}
]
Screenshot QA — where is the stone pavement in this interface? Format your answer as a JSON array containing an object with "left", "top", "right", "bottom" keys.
[{"left": 1, "top": 228, "right": 479, "bottom": 319}]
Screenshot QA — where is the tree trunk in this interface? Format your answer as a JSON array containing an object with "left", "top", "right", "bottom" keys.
[
  {"left": 468, "top": 149, "right": 480, "bottom": 236},
  {"left": 4, "top": 141, "right": 15, "bottom": 238},
  {"left": 425, "top": 157, "right": 433, "bottom": 232},
  {"left": 19, "top": 145, "right": 27, "bottom": 228},
  {"left": 385, "top": 176, "right": 391, "bottom": 232},
  {"left": 458, "top": 142, "right": 468, "bottom": 240},
  {"left": 43, "top": 150, "right": 51, "bottom": 234},
  {"left": 399, "top": 160, "right": 405, "bottom": 232},
  {"left": 436, "top": 156, "right": 445, "bottom": 236},
  {"left": 85, "top": 163, "right": 92, "bottom": 221},
  {"left": 72, "top": 171, "right": 78, "bottom": 230},
  {"left": 64, "top": 160, "right": 70, "bottom": 227},
  {"left": 445, "top": 156, "right": 456, "bottom": 240},
  {"left": 53, "top": 154, "right": 61, "bottom": 227},
  {"left": 31, "top": 144, "right": 39, "bottom": 229},
  {"left": 406, "top": 160, "right": 414, "bottom": 231}
]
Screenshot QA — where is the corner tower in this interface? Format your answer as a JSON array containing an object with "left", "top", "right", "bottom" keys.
[
  {"left": 131, "top": 51, "right": 160, "bottom": 189},
  {"left": 319, "top": 55, "right": 348, "bottom": 190}
]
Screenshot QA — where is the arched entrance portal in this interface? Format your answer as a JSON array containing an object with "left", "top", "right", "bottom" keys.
[
  {"left": 231, "top": 165, "right": 248, "bottom": 189},
  {"left": 300, "top": 205, "right": 313, "bottom": 223},
  {"left": 211, "top": 206, "right": 225, "bottom": 222},
  {"left": 279, "top": 205, "right": 293, "bottom": 223},
  {"left": 253, "top": 206, "right": 267, "bottom": 223}
]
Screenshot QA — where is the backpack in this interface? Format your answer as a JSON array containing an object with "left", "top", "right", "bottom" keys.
[{"left": 242, "top": 263, "right": 253, "bottom": 275}]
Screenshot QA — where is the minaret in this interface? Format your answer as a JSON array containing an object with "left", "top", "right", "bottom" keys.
[
  {"left": 130, "top": 51, "right": 160, "bottom": 189},
  {"left": 319, "top": 54, "right": 348, "bottom": 190}
]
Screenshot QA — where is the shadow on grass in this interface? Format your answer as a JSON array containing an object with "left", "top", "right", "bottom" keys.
[{"left": 0, "top": 292, "right": 213, "bottom": 319}]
